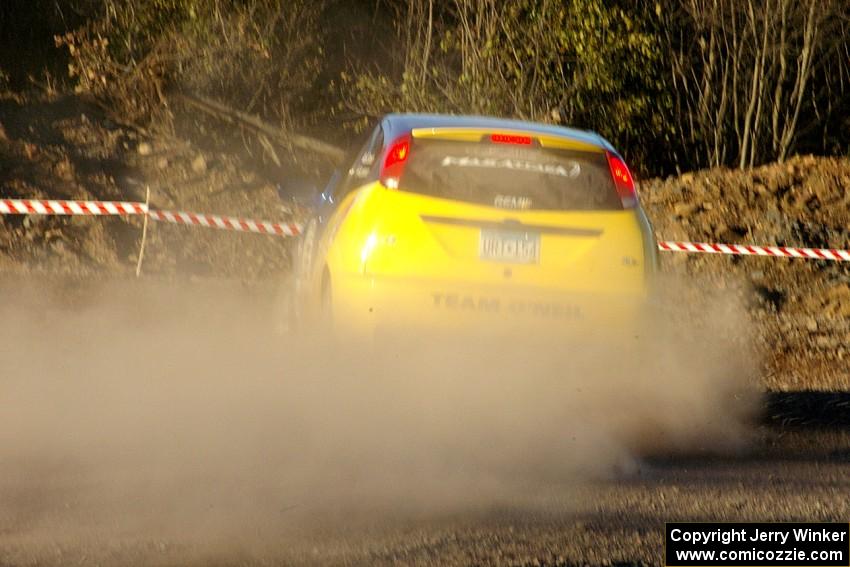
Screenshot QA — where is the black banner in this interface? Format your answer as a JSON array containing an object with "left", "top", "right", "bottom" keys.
[{"left": 666, "top": 522, "right": 850, "bottom": 566}]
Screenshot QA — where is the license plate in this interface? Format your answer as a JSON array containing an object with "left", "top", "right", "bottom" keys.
[{"left": 479, "top": 229, "right": 540, "bottom": 264}]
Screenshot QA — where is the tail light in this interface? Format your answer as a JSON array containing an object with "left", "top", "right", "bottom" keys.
[
  {"left": 606, "top": 152, "right": 638, "bottom": 208},
  {"left": 380, "top": 135, "right": 411, "bottom": 189},
  {"left": 490, "top": 133, "right": 533, "bottom": 145}
]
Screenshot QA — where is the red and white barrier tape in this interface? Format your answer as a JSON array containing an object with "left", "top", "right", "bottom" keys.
[
  {"left": 0, "top": 198, "right": 146, "bottom": 216},
  {"left": 1, "top": 199, "right": 846, "bottom": 256},
  {"left": 659, "top": 241, "right": 850, "bottom": 262},
  {"left": 0, "top": 198, "right": 300, "bottom": 237},
  {"left": 147, "top": 209, "right": 301, "bottom": 237}
]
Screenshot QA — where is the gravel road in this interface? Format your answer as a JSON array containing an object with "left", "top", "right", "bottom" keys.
[{"left": 1, "top": 399, "right": 848, "bottom": 567}]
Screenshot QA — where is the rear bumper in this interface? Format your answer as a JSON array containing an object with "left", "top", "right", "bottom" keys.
[{"left": 330, "top": 273, "right": 649, "bottom": 341}]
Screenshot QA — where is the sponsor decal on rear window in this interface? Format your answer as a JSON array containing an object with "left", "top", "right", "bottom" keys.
[{"left": 440, "top": 155, "right": 581, "bottom": 178}]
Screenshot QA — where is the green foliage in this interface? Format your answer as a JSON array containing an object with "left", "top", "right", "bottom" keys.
[{"left": 342, "top": 0, "right": 670, "bottom": 174}]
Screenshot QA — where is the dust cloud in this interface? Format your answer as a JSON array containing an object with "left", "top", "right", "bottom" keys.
[{"left": 0, "top": 276, "right": 758, "bottom": 557}]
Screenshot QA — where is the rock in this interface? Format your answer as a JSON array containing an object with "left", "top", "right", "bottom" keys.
[
  {"left": 673, "top": 202, "right": 699, "bottom": 217},
  {"left": 764, "top": 208, "right": 782, "bottom": 224},
  {"left": 156, "top": 156, "right": 169, "bottom": 169},
  {"left": 805, "top": 318, "right": 818, "bottom": 332},
  {"left": 54, "top": 157, "right": 74, "bottom": 180},
  {"left": 23, "top": 215, "right": 46, "bottom": 229},
  {"left": 191, "top": 154, "right": 207, "bottom": 174},
  {"left": 137, "top": 142, "right": 152, "bottom": 156},
  {"left": 70, "top": 215, "right": 90, "bottom": 227},
  {"left": 23, "top": 142, "right": 38, "bottom": 159}
]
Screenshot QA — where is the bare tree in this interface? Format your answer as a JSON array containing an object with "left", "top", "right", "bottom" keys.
[{"left": 664, "top": 0, "right": 849, "bottom": 170}]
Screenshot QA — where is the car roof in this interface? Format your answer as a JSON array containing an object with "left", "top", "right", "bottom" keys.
[{"left": 380, "top": 113, "right": 613, "bottom": 152}]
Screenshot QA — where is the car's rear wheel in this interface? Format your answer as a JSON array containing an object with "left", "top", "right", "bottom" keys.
[
  {"left": 318, "top": 267, "right": 333, "bottom": 330},
  {"left": 286, "top": 219, "right": 318, "bottom": 329}
]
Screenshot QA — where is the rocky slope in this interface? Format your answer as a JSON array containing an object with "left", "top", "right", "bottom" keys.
[
  {"left": 0, "top": 93, "right": 294, "bottom": 280},
  {"left": 642, "top": 156, "right": 850, "bottom": 390}
]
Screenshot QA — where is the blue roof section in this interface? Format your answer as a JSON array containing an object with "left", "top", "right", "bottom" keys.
[{"left": 381, "top": 113, "right": 614, "bottom": 152}]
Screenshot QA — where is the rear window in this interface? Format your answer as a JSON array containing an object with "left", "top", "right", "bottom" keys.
[{"left": 398, "top": 138, "right": 622, "bottom": 211}]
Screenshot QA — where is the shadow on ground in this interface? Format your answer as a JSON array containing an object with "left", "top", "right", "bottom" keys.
[{"left": 764, "top": 391, "right": 850, "bottom": 429}]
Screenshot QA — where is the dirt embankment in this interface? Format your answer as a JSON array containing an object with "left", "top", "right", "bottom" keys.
[
  {"left": 642, "top": 158, "right": 850, "bottom": 390},
  {"left": 1, "top": 93, "right": 848, "bottom": 389},
  {"left": 0, "top": 93, "right": 293, "bottom": 279}
]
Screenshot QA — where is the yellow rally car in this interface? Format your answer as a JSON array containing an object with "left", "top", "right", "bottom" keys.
[{"left": 291, "top": 114, "right": 657, "bottom": 340}]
